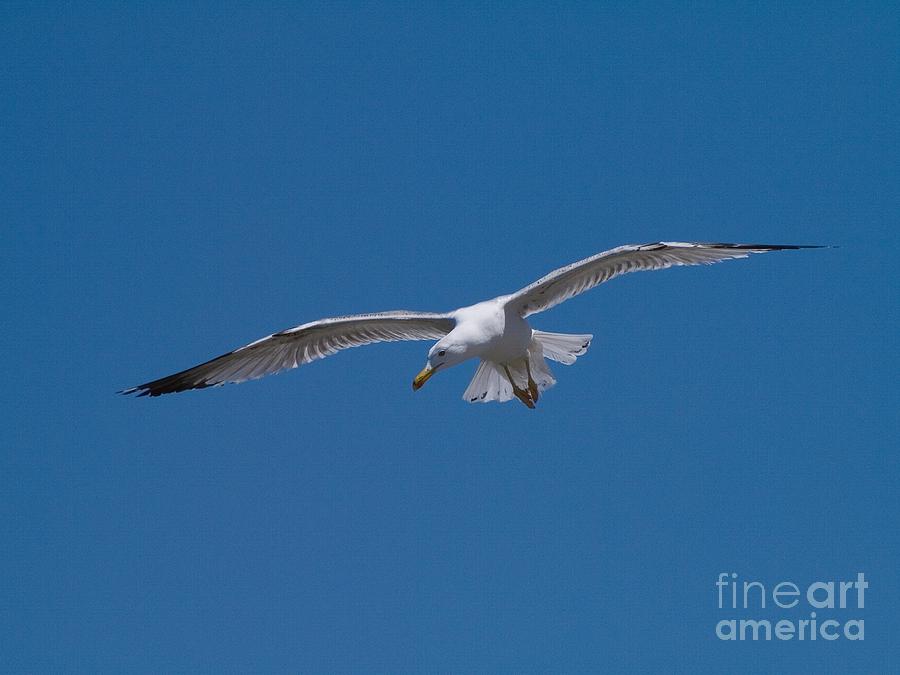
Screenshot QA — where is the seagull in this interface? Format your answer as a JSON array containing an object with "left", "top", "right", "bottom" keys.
[{"left": 122, "top": 242, "right": 820, "bottom": 407}]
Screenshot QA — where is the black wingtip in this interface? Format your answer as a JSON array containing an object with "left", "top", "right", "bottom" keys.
[
  {"left": 120, "top": 379, "right": 215, "bottom": 397},
  {"left": 118, "top": 386, "right": 150, "bottom": 397},
  {"left": 705, "top": 243, "right": 829, "bottom": 250}
]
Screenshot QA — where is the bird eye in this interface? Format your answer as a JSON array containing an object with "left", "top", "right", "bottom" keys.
[{"left": 438, "top": 350, "right": 446, "bottom": 357}]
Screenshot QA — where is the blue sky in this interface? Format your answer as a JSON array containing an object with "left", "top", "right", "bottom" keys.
[{"left": 2, "top": 2, "right": 898, "bottom": 672}]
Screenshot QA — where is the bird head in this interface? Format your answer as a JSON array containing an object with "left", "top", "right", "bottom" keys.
[{"left": 412, "top": 339, "right": 467, "bottom": 391}]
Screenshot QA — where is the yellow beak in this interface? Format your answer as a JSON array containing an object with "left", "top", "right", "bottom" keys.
[{"left": 412, "top": 365, "right": 435, "bottom": 391}]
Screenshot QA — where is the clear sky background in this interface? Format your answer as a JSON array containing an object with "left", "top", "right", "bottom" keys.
[{"left": 2, "top": 2, "right": 898, "bottom": 673}]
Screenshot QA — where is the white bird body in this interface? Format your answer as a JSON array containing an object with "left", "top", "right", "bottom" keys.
[
  {"left": 448, "top": 298, "right": 530, "bottom": 363},
  {"left": 123, "top": 242, "right": 821, "bottom": 407}
]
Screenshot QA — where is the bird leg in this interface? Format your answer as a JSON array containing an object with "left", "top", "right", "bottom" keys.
[
  {"left": 503, "top": 364, "right": 536, "bottom": 409},
  {"left": 524, "top": 358, "right": 539, "bottom": 403}
]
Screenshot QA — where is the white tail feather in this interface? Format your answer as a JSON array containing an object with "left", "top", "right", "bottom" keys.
[
  {"left": 532, "top": 330, "right": 592, "bottom": 365},
  {"left": 463, "top": 332, "right": 588, "bottom": 404},
  {"left": 463, "top": 360, "right": 515, "bottom": 403}
]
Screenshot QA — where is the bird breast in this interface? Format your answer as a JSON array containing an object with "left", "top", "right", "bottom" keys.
[{"left": 453, "top": 300, "right": 532, "bottom": 362}]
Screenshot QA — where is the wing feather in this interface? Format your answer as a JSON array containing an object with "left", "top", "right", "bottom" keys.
[
  {"left": 508, "top": 242, "right": 821, "bottom": 317},
  {"left": 122, "top": 311, "right": 455, "bottom": 396}
]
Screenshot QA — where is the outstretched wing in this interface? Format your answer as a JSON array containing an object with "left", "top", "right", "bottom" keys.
[
  {"left": 507, "top": 242, "right": 821, "bottom": 317},
  {"left": 122, "top": 311, "right": 455, "bottom": 396}
]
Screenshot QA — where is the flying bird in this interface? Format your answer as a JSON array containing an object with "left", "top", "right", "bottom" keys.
[{"left": 122, "top": 242, "right": 819, "bottom": 407}]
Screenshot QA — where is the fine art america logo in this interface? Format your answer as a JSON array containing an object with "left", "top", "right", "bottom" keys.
[{"left": 715, "top": 572, "right": 867, "bottom": 641}]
